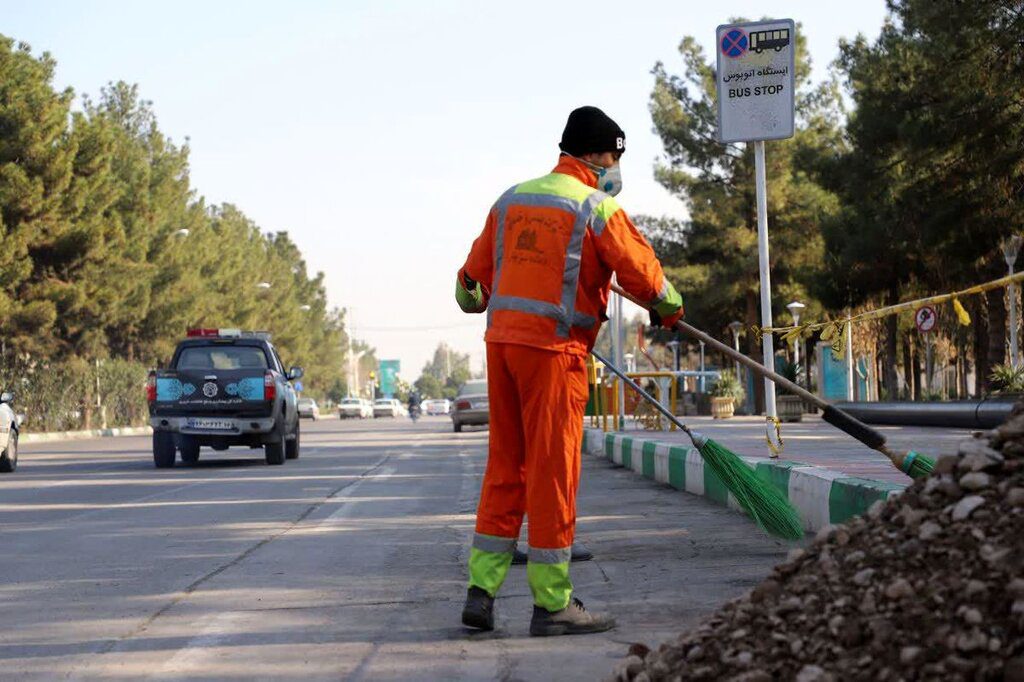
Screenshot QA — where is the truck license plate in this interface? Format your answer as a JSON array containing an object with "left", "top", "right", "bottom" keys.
[{"left": 186, "top": 418, "right": 235, "bottom": 431}]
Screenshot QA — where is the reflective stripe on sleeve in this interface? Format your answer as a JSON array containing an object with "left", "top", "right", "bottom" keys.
[{"left": 589, "top": 195, "right": 620, "bottom": 236}]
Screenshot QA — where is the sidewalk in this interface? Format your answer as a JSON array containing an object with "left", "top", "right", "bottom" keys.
[
  {"left": 594, "top": 414, "right": 973, "bottom": 484},
  {"left": 583, "top": 414, "right": 974, "bottom": 532}
]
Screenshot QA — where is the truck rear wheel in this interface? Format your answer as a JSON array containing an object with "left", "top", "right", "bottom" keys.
[
  {"left": 153, "top": 432, "right": 176, "bottom": 468},
  {"left": 265, "top": 438, "right": 285, "bottom": 465},
  {"left": 179, "top": 436, "right": 200, "bottom": 465},
  {"left": 285, "top": 422, "right": 300, "bottom": 460}
]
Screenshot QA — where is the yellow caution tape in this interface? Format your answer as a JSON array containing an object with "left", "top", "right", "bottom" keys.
[
  {"left": 756, "top": 271, "right": 1024, "bottom": 341},
  {"left": 952, "top": 297, "right": 971, "bottom": 326}
]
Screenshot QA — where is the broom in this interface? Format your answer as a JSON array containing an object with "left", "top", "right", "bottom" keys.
[
  {"left": 592, "top": 348, "right": 804, "bottom": 540},
  {"left": 610, "top": 283, "right": 935, "bottom": 479}
]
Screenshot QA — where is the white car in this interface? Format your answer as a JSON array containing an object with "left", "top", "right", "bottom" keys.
[
  {"left": 373, "top": 399, "right": 402, "bottom": 418},
  {"left": 424, "top": 399, "right": 451, "bottom": 415},
  {"left": 338, "top": 397, "right": 372, "bottom": 418},
  {"left": 0, "top": 391, "right": 21, "bottom": 473}
]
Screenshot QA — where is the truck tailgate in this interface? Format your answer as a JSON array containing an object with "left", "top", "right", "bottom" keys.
[{"left": 153, "top": 369, "right": 272, "bottom": 415}]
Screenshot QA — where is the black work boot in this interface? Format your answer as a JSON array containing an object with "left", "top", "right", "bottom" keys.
[
  {"left": 461, "top": 586, "right": 495, "bottom": 631},
  {"left": 529, "top": 597, "right": 616, "bottom": 636}
]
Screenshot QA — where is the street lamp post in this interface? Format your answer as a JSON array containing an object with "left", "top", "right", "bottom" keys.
[
  {"left": 785, "top": 301, "right": 806, "bottom": 369},
  {"left": 727, "top": 321, "right": 744, "bottom": 379},
  {"left": 666, "top": 340, "right": 680, "bottom": 372},
  {"left": 698, "top": 340, "right": 706, "bottom": 393},
  {"left": 1003, "top": 235, "right": 1022, "bottom": 368}
]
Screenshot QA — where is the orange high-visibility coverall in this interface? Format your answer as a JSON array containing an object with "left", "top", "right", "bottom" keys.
[{"left": 457, "top": 155, "right": 683, "bottom": 611}]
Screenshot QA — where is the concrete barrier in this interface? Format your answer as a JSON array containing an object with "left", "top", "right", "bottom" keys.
[{"left": 583, "top": 428, "right": 905, "bottom": 533}]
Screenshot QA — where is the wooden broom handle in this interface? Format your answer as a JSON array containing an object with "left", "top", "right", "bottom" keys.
[{"left": 609, "top": 283, "right": 826, "bottom": 409}]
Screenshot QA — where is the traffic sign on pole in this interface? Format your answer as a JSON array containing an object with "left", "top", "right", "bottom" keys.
[
  {"left": 715, "top": 19, "right": 796, "bottom": 450},
  {"left": 715, "top": 19, "right": 796, "bottom": 143},
  {"left": 915, "top": 306, "right": 937, "bottom": 334}
]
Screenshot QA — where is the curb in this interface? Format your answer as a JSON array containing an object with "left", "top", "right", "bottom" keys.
[
  {"left": 583, "top": 428, "right": 905, "bottom": 533},
  {"left": 20, "top": 426, "right": 153, "bottom": 444}
]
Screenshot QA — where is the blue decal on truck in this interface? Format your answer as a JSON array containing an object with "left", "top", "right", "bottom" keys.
[
  {"left": 236, "top": 377, "right": 265, "bottom": 401},
  {"left": 156, "top": 378, "right": 184, "bottom": 401}
]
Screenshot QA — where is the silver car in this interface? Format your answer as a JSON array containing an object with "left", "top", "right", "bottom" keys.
[
  {"left": 297, "top": 398, "right": 319, "bottom": 420},
  {"left": 0, "top": 391, "right": 21, "bottom": 473},
  {"left": 452, "top": 380, "right": 488, "bottom": 432}
]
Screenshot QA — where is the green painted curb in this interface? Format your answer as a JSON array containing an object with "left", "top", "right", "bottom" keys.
[{"left": 583, "top": 428, "right": 906, "bottom": 533}]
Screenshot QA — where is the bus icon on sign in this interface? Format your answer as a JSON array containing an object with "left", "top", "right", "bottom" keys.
[{"left": 750, "top": 28, "right": 790, "bottom": 53}]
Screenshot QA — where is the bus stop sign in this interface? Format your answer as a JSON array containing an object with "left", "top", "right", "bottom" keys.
[{"left": 716, "top": 19, "right": 796, "bottom": 143}]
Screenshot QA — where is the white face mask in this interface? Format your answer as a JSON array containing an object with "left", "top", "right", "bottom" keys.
[
  {"left": 594, "top": 164, "right": 622, "bottom": 196},
  {"left": 577, "top": 156, "right": 623, "bottom": 196}
]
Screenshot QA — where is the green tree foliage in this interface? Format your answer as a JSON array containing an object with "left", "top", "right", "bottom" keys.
[
  {"left": 828, "top": 0, "right": 1024, "bottom": 394},
  {"left": 416, "top": 342, "right": 471, "bottom": 398},
  {"left": 0, "top": 36, "right": 365, "bottom": 415},
  {"left": 0, "top": 38, "right": 76, "bottom": 356}
]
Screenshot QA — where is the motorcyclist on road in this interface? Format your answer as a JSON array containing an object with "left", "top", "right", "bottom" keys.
[{"left": 407, "top": 391, "right": 422, "bottom": 420}]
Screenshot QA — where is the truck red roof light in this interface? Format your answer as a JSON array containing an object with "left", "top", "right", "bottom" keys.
[
  {"left": 264, "top": 371, "right": 276, "bottom": 402},
  {"left": 185, "top": 328, "right": 267, "bottom": 340},
  {"left": 146, "top": 372, "right": 157, "bottom": 402}
]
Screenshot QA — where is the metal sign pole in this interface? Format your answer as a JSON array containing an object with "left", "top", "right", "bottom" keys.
[
  {"left": 612, "top": 278, "right": 626, "bottom": 430},
  {"left": 846, "top": 312, "right": 855, "bottom": 401},
  {"left": 754, "top": 140, "right": 777, "bottom": 422}
]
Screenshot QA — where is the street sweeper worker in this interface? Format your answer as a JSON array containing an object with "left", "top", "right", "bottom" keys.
[{"left": 455, "top": 105, "right": 684, "bottom": 636}]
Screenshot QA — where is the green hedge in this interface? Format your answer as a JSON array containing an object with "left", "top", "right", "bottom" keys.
[{"left": 0, "top": 358, "right": 148, "bottom": 432}]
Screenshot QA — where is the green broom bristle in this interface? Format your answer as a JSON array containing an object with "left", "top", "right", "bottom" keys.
[
  {"left": 696, "top": 436, "right": 804, "bottom": 540},
  {"left": 902, "top": 450, "right": 935, "bottom": 479}
]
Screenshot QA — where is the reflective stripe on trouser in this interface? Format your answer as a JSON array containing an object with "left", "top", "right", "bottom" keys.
[
  {"left": 469, "top": 342, "right": 589, "bottom": 611},
  {"left": 467, "top": 532, "right": 516, "bottom": 597},
  {"left": 527, "top": 558, "right": 572, "bottom": 612}
]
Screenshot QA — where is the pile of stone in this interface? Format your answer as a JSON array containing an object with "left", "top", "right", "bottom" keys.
[{"left": 610, "top": 406, "right": 1024, "bottom": 681}]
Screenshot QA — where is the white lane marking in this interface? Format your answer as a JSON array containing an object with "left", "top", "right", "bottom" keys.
[
  {"left": 148, "top": 611, "right": 241, "bottom": 679},
  {"left": 315, "top": 464, "right": 398, "bottom": 529}
]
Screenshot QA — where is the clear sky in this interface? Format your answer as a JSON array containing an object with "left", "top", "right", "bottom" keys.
[{"left": 6, "top": 0, "right": 887, "bottom": 380}]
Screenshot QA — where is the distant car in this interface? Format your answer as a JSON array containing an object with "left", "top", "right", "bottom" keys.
[
  {"left": 0, "top": 391, "right": 21, "bottom": 473},
  {"left": 338, "top": 397, "right": 372, "bottom": 419},
  {"left": 373, "top": 399, "right": 402, "bottom": 418},
  {"left": 297, "top": 398, "right": 320, "bottom": 420},
  {"left": 452, "top": 380, "right": 488, "bottom": 433},
  {"left": 424, "top": 398, "right": 451, "bottom": 415}
]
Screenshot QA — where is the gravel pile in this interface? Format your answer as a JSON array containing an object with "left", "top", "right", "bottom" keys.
[{"left": 610, "top": 406, "right": 1024, "bottom": 681}]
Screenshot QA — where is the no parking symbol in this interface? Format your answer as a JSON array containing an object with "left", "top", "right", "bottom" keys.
[{"left": 721, "top": 29, "right": 748, "bottom": 58}]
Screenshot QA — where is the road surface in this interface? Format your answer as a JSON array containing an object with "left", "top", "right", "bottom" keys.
[{"left": 2, "top": 417, "right": 796, "bottom": 680}]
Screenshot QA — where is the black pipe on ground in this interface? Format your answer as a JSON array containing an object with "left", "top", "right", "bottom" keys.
[{"left": 832, "top": 396, "right": 1020, "bottom": 429}]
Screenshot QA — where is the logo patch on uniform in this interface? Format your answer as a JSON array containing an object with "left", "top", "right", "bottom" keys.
[
  {"left": 202, "top": 382, "right": 219, "bottom": 398},
  {"left": 515, "top": 228, "right": 543, "bottom": 254}
]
